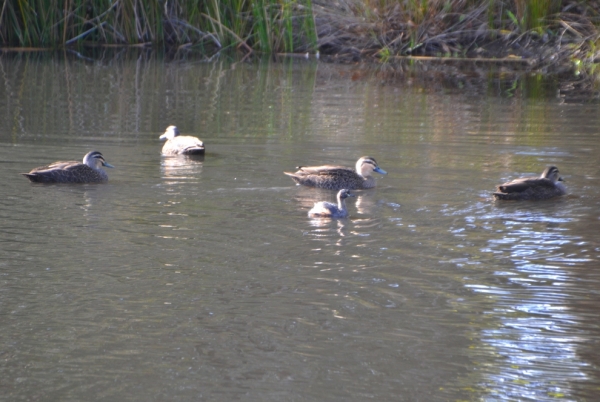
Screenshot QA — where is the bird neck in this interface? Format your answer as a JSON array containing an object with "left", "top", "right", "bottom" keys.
[
  {"left": 362, "top": 176, "right": 375, "bottom": 188},
  {"left": 96, "top": 169, "right": 109, "bottom": 180}
]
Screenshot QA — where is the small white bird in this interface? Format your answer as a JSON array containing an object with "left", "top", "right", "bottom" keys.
[{"left": 308, "top": 189, "right": 355, "bottom": 218}]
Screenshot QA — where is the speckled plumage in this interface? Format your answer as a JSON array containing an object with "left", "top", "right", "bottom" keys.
[
  {"left": 493, "top": 166, "right": 566, "bottom": 201},
  {"left": 284, "top": 156, "right": 387, "bottom": 190},
  {"left": 159, "top": 125, "right": 205, "bottom": 156},
  {"left": 22, "top": 151, "right": 114, "bottom": 183},
  {"left": 308, "top": 189, "right": 355, "bottom": 218}
]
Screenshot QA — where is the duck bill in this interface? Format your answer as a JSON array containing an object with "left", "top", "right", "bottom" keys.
[
  {"left": 159, "top": 134, "right": 168, "bottom": 140},
  {"left": 103, "top": 162, "right": 115, "bottom": 168},
  {"left": 374, "top": 167, "right": 387, "bottom": 175}
]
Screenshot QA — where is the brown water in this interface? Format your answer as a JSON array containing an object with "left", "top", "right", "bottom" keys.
[{"left": 1, "top": 52, "right": 599, "bottom": 401}]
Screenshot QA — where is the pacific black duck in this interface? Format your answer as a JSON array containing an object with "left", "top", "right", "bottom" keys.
[
  {"left": 493, "top": 166, "right": 566, "bottom": 201},
  {"left": 285, "top": 156, "right": 387, "bottom": 190},
  {"left": 22, "top": 151, "right": 114, "bottom": 183}
]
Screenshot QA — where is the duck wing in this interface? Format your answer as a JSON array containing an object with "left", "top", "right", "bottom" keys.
[
  {"left": 29, "top": 160, "right": 80, "bottom": 173},
  {"left": 293, "top": 165, "right": 353, "bottom": 177},
  {"left": 497, "top": 177, "right": 554, "bottom": 193},
  {"left": 170, "top": 136, "right": 205, "bottom": 154}
]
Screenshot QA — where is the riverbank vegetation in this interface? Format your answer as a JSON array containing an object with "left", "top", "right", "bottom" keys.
[{"left": 1, "top": 0, "right": 599, "bottom": 69}]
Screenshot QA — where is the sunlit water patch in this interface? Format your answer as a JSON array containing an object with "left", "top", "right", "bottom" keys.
[{"left": 444, "top": 170, "right": 600, "bottom": 400}]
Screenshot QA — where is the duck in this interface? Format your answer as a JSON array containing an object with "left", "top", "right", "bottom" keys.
[
  {"left": 159, "top": 125, "right": 205, "bottom": 155},
  {"left": 284, "top": 156, "right": 387, "bottom": 190},
  {"left": 308, "top": 189, "right": 355, "bottom": 218},
  {"left": 22, "top": 151, "right": 114, "bottom": 183},
  {"left": 493, "top": 166, "right": 566, "bottom": 200}
]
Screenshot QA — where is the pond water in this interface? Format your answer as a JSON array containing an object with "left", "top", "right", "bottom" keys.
[{"left": 1, "top": 52, "right": 599, "bottom": 401}]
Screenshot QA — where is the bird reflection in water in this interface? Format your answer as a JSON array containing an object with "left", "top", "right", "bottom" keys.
[
  {"left": 160, "top": 155, "right": 204, "bottom": 180},
  {"left": 353, "top": 192, "right": 379, "bottom": 215}
]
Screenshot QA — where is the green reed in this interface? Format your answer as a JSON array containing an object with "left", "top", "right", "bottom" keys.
[
  {"left": 0, "top": 0, "right": 318, "bottom": 53},
  {"left": 510, "top": 0, "right": 561, "bottom": 33}
]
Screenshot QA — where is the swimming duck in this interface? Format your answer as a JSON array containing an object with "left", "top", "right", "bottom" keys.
[
  {"left": 284, "top": 156, "right": 387, "bottom": 190},
  {"left": 22, "top": 151, "right": 114, "bottom": 183},
  {"left": 493, "top": 166, "right": 566, "bottom": 201},
  {"left": 159, "top": 125, "right": 205, "bottom": 155},
  {"left": 308, "top": 189, "right": 355, "bottom": 218}
]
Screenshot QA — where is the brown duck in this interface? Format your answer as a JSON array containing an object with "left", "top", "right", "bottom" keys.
[
  {"left": 22, "top": 151, "right": 114, "bottom": 183},
  {"left": 493, "top": 166, "right": 566, "bottom": 200},
  {"left": 284, "top": 156, "right": 387, "bottom": 190}
]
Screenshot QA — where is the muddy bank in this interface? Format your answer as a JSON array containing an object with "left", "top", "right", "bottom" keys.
[{"left": 313, "top": 1, "right": 598, "bottom": 71}]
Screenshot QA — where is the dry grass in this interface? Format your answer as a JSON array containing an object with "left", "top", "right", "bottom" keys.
[{"left": 312, "top": 0, "right": 600, "bottom": 70}]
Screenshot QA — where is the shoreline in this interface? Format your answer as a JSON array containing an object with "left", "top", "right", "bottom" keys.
[{"left": 1, "top": 1, "right": 598, "bottom": 84}]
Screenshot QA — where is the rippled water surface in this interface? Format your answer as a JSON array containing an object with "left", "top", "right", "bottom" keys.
[{"left": 1, "top": 53, "right": 599, "bottom": 401}]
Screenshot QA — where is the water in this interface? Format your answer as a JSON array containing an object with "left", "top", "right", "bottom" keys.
[{"left": 1, "top": 52, "right": 599, "bottom": 401}]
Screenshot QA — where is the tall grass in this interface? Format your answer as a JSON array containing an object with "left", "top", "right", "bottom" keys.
[
  {"left": 511, "top": 0, "right": 561, "bottom": 33},
  {"left": 0, "top": 0, "right": 318, "bottom": 53}
]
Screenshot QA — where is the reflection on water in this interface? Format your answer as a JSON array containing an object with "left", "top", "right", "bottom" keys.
[
  {"left": 0, "top": 52, "right": 599, "bottom": 401},
  {"left": 447, "top": 193, "right": 599, "bottom": 400},
  {"left": 160, "top": 154, "right": 204, "bottom": 179},
  {"left": 308, "top": 218, "right": 349, "bottom": 242}
]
